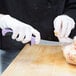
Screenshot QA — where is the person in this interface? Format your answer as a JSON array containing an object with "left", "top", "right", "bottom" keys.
[{"left": 0, "top": 0, "right": 76, "bottom": 51}]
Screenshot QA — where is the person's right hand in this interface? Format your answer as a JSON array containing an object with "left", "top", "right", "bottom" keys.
[{"left": 0, "top": 14, "right": 41, "bottom": 44}]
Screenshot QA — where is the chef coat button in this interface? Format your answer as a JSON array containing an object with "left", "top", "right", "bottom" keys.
[
  {"left": 34, "top": 7, "right": 38, "bottom": 10},
  {"left": 48, "top": 3, "right": 51, "bottom": 8},
  {"left": 33, "top": 4, "right": 38, "bottom": 10}
]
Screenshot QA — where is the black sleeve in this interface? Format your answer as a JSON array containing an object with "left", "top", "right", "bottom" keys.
[
  {"left": 64, "top": 0, "right": 76, "bottom": 38},
  {"left": 64, "top": 0, "right": 76, "bottom": 22}
]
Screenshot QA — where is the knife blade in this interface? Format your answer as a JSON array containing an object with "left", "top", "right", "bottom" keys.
[{"left": 40, "top": 38, "right": 73, "bottom": 45}]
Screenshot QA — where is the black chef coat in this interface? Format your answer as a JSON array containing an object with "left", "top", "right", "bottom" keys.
[{"left": 0, "top": 0, "right": 76, "bottom": 50}]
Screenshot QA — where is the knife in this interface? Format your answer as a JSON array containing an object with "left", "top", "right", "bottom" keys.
[
  {"left": 2, "top": 28, "right": 35, "bottom": 45},
  {"left": 2, "top": 28, "right": 73, "bottom": 46}
]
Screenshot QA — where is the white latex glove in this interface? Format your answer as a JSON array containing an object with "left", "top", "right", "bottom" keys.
[
  {"left": 54, "top": 15, "right": 75, "bottom": 38},
  {"left": 0, "top": 14, "right": 40, "bottom": 44}
]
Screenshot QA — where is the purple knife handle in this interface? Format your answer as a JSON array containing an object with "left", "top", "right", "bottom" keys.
[
  {"left": 2, "top": 28, "right": 35, "bottom": 45},
  {"left": 2, "top": 28, "right": 13, "bottom": 36},
  {"left": 31, "top": 36, "right": 35, "bottom": 45}
]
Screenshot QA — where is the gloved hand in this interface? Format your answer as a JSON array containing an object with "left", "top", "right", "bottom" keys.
[
  {"left": 54, "top": 15, "right": 75, "bottom": 42},
  {"left": 0, "top": 14, "right": 40, "bottom": 44}
]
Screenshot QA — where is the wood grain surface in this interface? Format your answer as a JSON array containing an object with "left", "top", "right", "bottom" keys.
[{"left": 1, "top": 44, "right": 76, "bottom": 76}]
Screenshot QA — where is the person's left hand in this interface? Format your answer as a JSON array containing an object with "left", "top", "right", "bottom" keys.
[{"left": 54, "top": 15, "right": 75, "bottom": 40}]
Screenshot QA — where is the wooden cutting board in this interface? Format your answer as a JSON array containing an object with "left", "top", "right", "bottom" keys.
[{"left": 1, "top": 44, "right": 76, "bottom": 76}]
